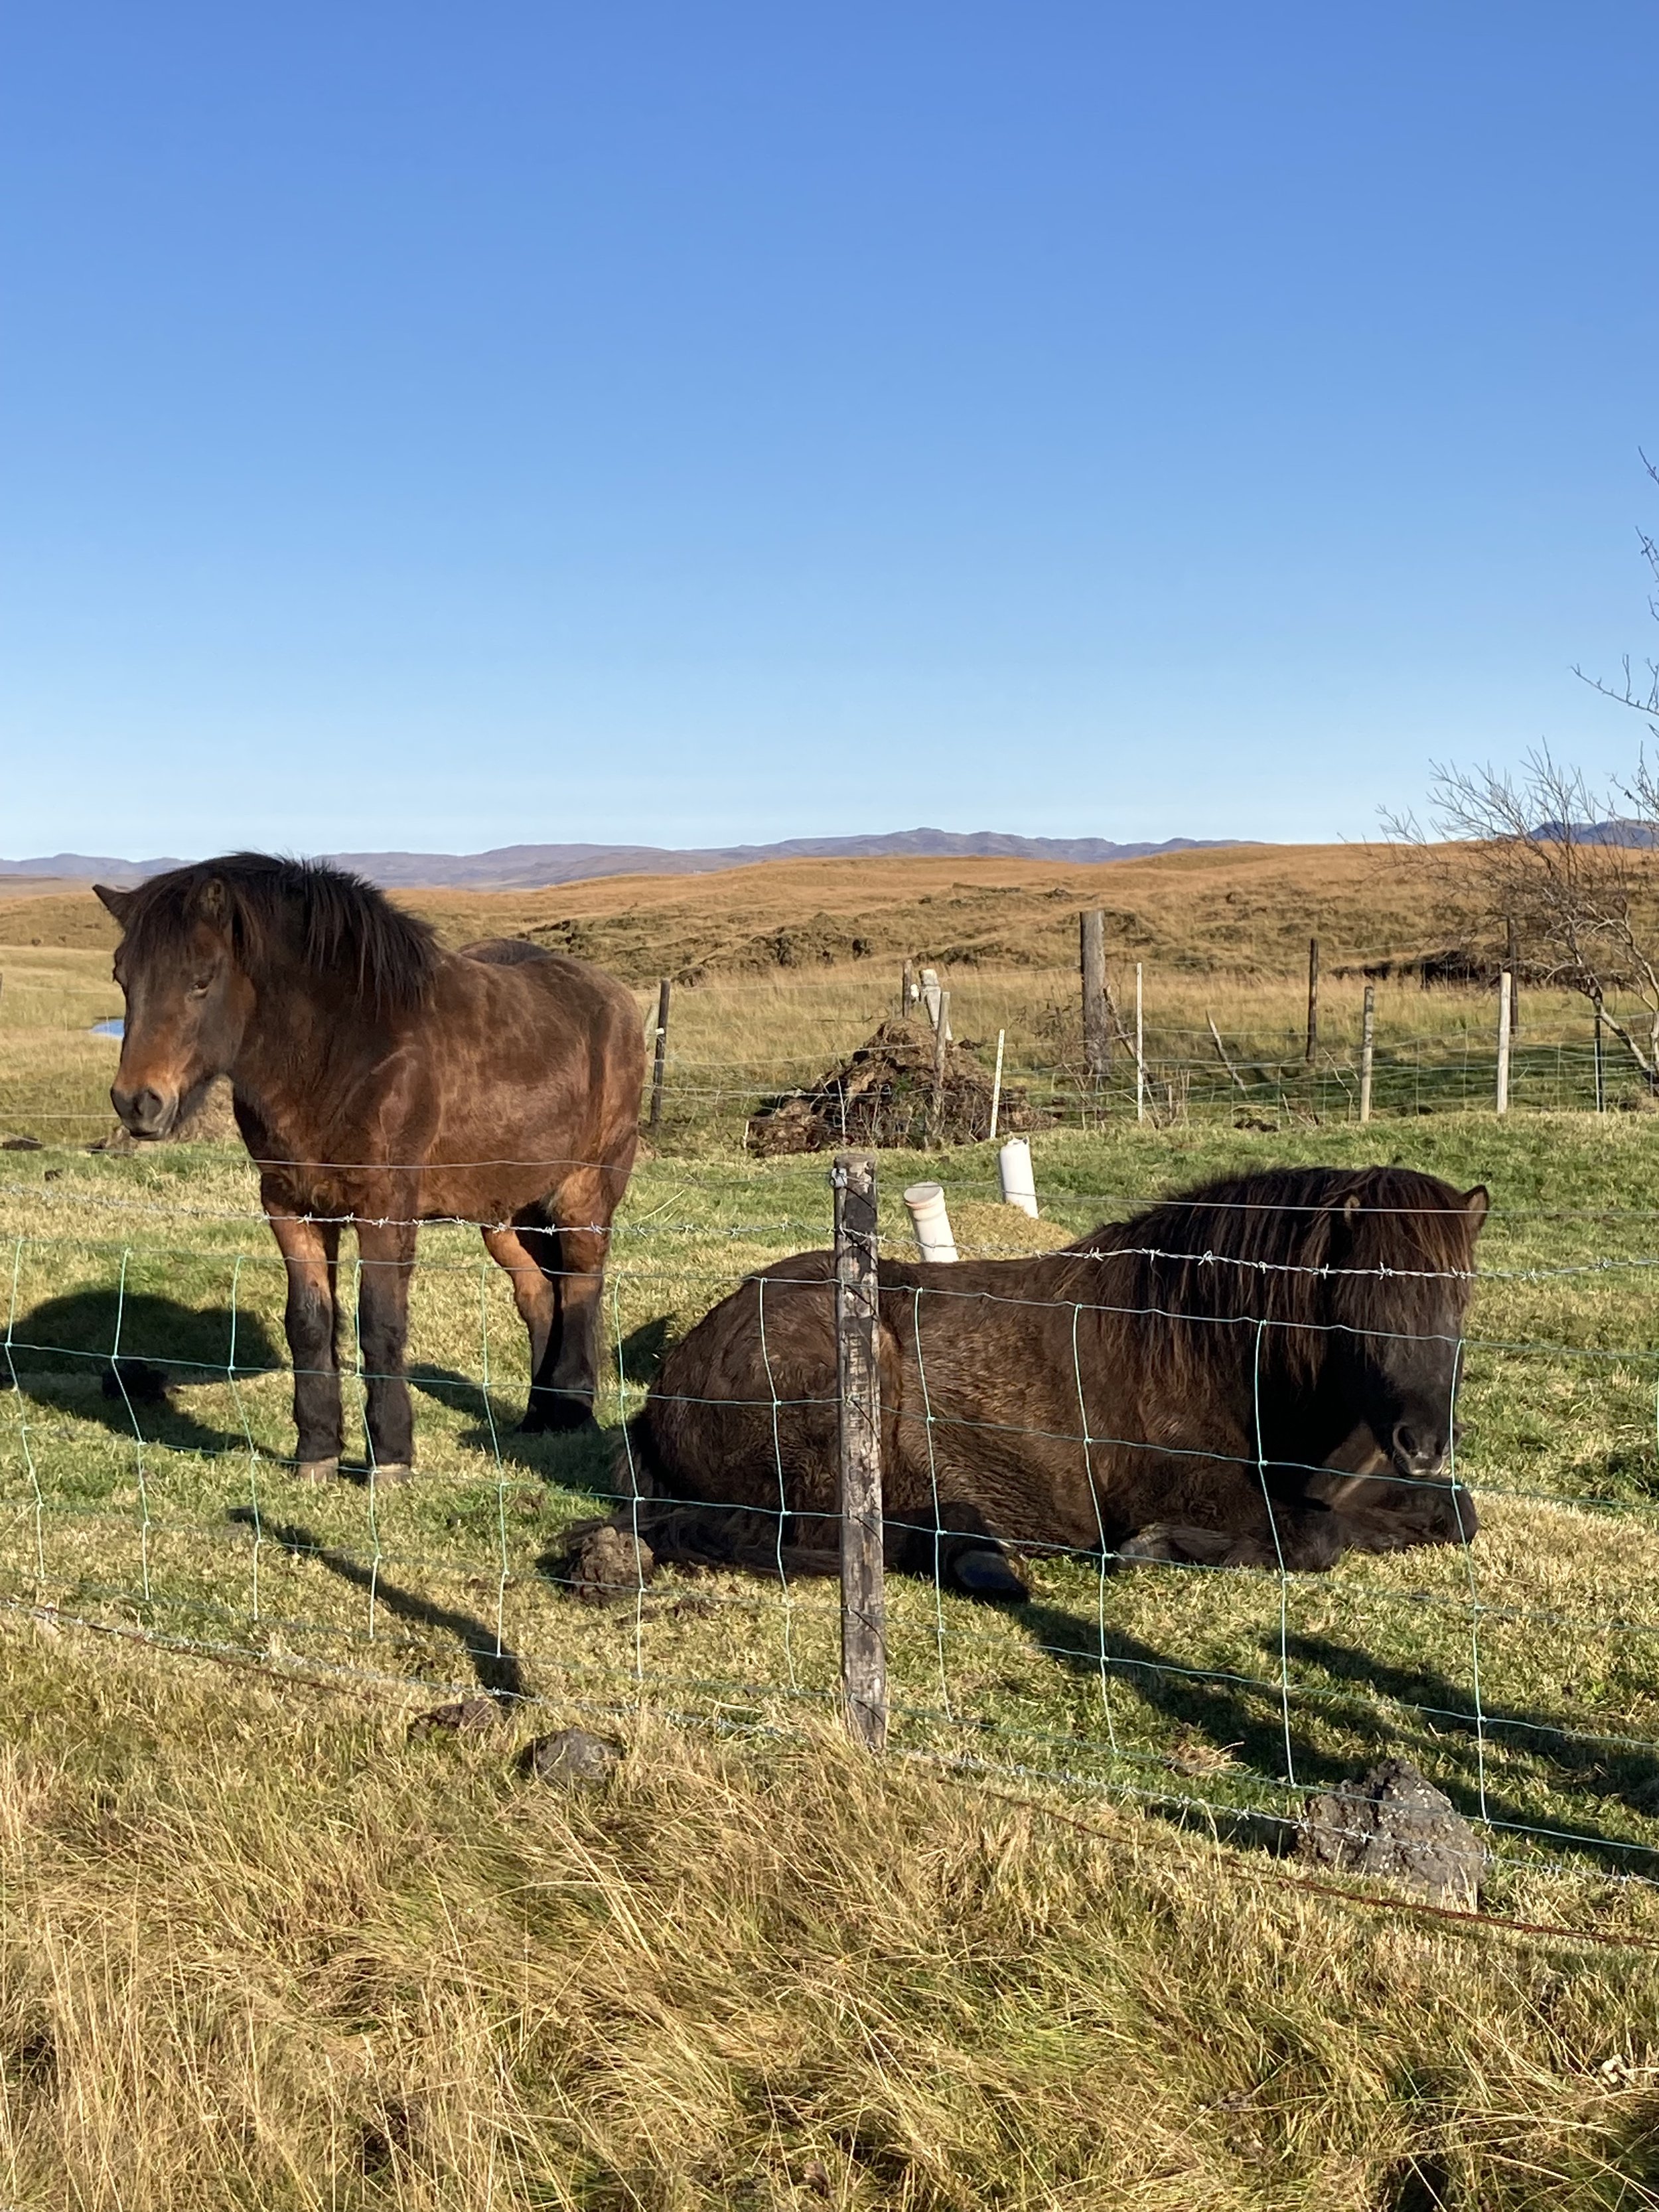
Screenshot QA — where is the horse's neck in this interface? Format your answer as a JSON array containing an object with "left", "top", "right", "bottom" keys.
[{"left": 231, "top": 974, "right": 403, "bottom": 1164}]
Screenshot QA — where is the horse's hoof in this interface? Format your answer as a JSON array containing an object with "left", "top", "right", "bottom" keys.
[
  {"left": 294, "top": 1456, "right": 340, "bottom": 1483},
  {"left": 372, "top": 1462, "right": 413, "bottom": 1485},
  {"left": 949, "top": 1546, "right": 1029, "bottom": 1601}
]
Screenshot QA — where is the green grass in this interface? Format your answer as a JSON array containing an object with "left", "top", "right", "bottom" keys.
[
  {"left": 12, "top": 958, "right": 1659, "bottom": 2203},
  {"left": 8, "top": 1112, "right": 1659, "bottom": 1902}
]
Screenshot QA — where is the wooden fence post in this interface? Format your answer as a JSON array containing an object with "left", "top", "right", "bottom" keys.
[
  {"left": 1080, "top": 911, "right": 1110, "bottom": 1085},
  {"left": 1358, "top": 984, "right": 1375, "bottom": 1124},
  {"left": 648, "top": 978, "right": 671, "bottom": 1130},
  {"left": 1305, "top": 937, "right": 1319, "bottom": 1063},
  {"left": 1506, "top": 917, "right": 1520, "bottom": 1037},
  {"left": 1594, "top": 1009, "right": 1606, "bottom": 1112},
  {"left": 833, "top": 1150, "right": 887, "bottom": 1751},
  {"left": 989, "top": 1029, "right": 1005, "bottom": 1141},
  {"left": 1134, "top": 964, "right": 1145, "bottom": 1125},
  {"left": 928, "top": 990, "right": 950, "bottom": 1145},
  {"left": 901, "top": 958, "right": 914, "bottom": 1019},
  {"left": 1496, "top": 970, "right": 1512, "bottom": 1116}
]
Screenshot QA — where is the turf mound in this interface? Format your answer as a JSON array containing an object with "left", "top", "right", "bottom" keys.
[{"left": 745, "top": 1018, "right": 1046, "bottom": 1153}]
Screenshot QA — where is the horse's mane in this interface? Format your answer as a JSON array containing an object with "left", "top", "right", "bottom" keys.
[
  {"left": 118, "top": 853, "right": 439, "bottom": 1013},
  {"left": 1061, "top": 1163, "right": 1484, "bottom": 1385}
]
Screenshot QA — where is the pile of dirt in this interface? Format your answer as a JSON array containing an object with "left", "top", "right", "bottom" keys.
[{"left": 745, "top": 1019, "right": 1046, "bottom": 1154}]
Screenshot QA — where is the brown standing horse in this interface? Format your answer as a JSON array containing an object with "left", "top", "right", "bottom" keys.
[{"left": 95, "top": 854, "right": 644, "bottom": 1476}]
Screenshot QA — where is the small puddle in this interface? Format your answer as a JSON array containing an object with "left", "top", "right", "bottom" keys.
[{"left": 90, "top": 1019, "right": 124, "bottom": 1039}]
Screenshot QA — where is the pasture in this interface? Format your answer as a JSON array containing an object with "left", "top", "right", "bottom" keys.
[{"left": 6, "top": 853, "right": 1659, "bottom": 2207}]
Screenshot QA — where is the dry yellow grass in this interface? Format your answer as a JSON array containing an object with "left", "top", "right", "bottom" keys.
[{"left": 3, "top": 1614, "right": 1659, "bottom": 2211}]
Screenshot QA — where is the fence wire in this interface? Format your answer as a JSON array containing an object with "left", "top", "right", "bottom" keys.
[{"left": 7, "top": 1158, "right": 1659, "bottom": 1923}]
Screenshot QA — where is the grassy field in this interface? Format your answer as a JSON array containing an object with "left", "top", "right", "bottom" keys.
[{"left": 7, "top": 856, "right": 1659, "bottom": 2205}]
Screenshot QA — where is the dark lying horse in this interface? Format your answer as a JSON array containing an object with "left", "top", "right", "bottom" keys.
[
  {"left": 96, "top": 854, "right": 644, "bottom": 1475},
  {"left": 624, "top": 1165, "right": 1488, "bottom": 1590}
]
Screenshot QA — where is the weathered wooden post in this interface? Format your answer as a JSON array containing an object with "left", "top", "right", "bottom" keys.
[
  {"left": 1496, "top": 970, "right": 1512, "bottom": 1116},
  {"left": 1594, "top": 1009, "right": 1606, "bottom": 1112},
  {"left": 1080, "top": 910, "right": 1110, "bottom": 1086},
  {"left": 1134, "top": 964, "right": 1145, "bottom": 1125},
  {"left": 833, "top": 1151, "right": 887, "bottom": 1751},
  {"left": 928, "top": 990, "right": 950, "bottom": 1145},
  {"left": 1505, "top": 917, "right": 1520, "bottom": 1037},
  {"left": 1305, "top": 937, "right": 1319, "bottom": 1063},
  {"left": 901, "top": 958, "right": 914, "bottom": 1019},
  {"left": 648, "top": 978, "right": 671, "bottom": 1131},
  {"left": 1358, "top": 984, "right": 1375, "bottom": 1124},
  {"left": 988, "top": 1028, "right": 1005, "bottom": 1141}
]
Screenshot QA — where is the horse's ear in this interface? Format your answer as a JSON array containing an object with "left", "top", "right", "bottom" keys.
[
  {"left": 1462, "top": 1185, "right": 1490, "bottom": 1235},
  {"left": 92, "top": 883, "right": 131, "bottom": 924},
  {"left": 197, "top": 877, "right": 229, "bottom": 926},
  {"left": 1340, "top": 1193, "right": 1362, "bottom": 1225}
]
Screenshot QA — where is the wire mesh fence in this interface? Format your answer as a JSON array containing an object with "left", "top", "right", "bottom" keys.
[
  {"left": 4, "top": 988, "right": 1653, "bottom": 1149},
  {"left": 7, "top": 1140, "right": 1659, "bottom": 1921}
]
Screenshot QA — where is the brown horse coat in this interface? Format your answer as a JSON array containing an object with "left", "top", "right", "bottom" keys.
[
  {"left": 627, "top": 1165, "right": 1487, "bottom": 1585},
  {"left": 96, "top": 854, "right": 644, "bottom": 1473}
]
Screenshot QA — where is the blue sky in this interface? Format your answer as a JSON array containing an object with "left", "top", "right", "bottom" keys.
[{"left": 3, "top": 3, "right": 1656, "bottom": 858}]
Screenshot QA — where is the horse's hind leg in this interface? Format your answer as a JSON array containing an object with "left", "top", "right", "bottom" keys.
[
  {"left": 530, "top": 1165, "right": 627, "bottom": 1432},
  {"left": 480, "top": 1222, "right": 569, "bottom": 1433}
]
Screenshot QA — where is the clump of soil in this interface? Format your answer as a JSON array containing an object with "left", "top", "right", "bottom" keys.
[{"left": 746, "top": 1019, "right": 1046, "bottom": 1154}]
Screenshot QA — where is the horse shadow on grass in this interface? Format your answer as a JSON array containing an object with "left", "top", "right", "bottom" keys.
[
  {"left": 1015, "top": 1596, "right": 1659, "bottom": 1872},
  {"left": 407, "top": 1362, "right": 631, "bottom": 1499},
  {"left": 1285, "top": 1630, "right": 1659, "bottom": 1870},
  {"left": 226, "top": 1507, "right": 525, "bottom": 1700},
  {"left": 2, "top": 1288, "right": 284, "bottom": 1457}
]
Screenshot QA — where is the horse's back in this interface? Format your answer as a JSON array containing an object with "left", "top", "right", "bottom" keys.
[{"left": 458, "top": 937, "right": 553, "bottom": 968}]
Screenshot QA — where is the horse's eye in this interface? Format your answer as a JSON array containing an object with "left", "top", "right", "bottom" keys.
[{"left": 188, "top": 976, "right": 212, "bottom": 999}]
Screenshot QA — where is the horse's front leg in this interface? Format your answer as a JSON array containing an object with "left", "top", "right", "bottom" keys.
[
  {"left": 267, "top": 1209, "right": 343, "bottom": 1477},
  {"left": 354, "top": 1217, "right": 418, "bottom": 1476}
]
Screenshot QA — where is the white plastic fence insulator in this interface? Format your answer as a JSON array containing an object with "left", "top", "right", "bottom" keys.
[
  {"left": 997, "top": 1137, "right": 1039, "bottom": 1218},
  {"left": 904, "top": 1181, "right": 960, "bottom": 1262}
]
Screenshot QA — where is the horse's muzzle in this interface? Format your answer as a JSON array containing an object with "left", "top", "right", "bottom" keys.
[
  {"left": 111, "top": 1083, "right": 177, "bottom": 1140},
  {"left": 1390, "top": 1420, "right": 1451, "bottom": 1481}
]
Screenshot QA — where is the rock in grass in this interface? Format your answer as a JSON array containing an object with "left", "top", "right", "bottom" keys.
[
  {"left": 407, "top": 1694, "right": 501, "bottom": 1741},
  {"left": 1299, "top": 1758, "right": 1483, "bottom": 1906},
  {"left": 567, "top": 1524, "right": 655, "bottom": 1605},
  {"left": 1, "top": 1134, "right": 43, "bottom": 1151},
  {"left": 522, "top": 1727, "right": 622, "bottom": 1788}
]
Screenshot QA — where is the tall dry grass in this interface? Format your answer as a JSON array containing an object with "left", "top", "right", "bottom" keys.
[{"left": 4, "top": 1615, "right": 1659, "bottom": 2211}]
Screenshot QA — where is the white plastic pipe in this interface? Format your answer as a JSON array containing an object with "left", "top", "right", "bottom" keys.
[
  {"left": 904, "top": 1181, "right": 959, "bottom": 1262},
  {"left": 998, "top": 1137, "right": 1039, "bottom": 1218},
  {"left": 988, "top": 1028, "right": 1005, "bottom": 1141}
]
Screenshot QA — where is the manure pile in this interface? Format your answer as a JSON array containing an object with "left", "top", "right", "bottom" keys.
[{"left": 745, "top": 1019, "right": 1045, "bottom": 1153}]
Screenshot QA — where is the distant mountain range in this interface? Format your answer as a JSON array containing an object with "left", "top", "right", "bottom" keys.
[{"left": 0, "top": 829, "right": 1247, "bottom": 891}]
